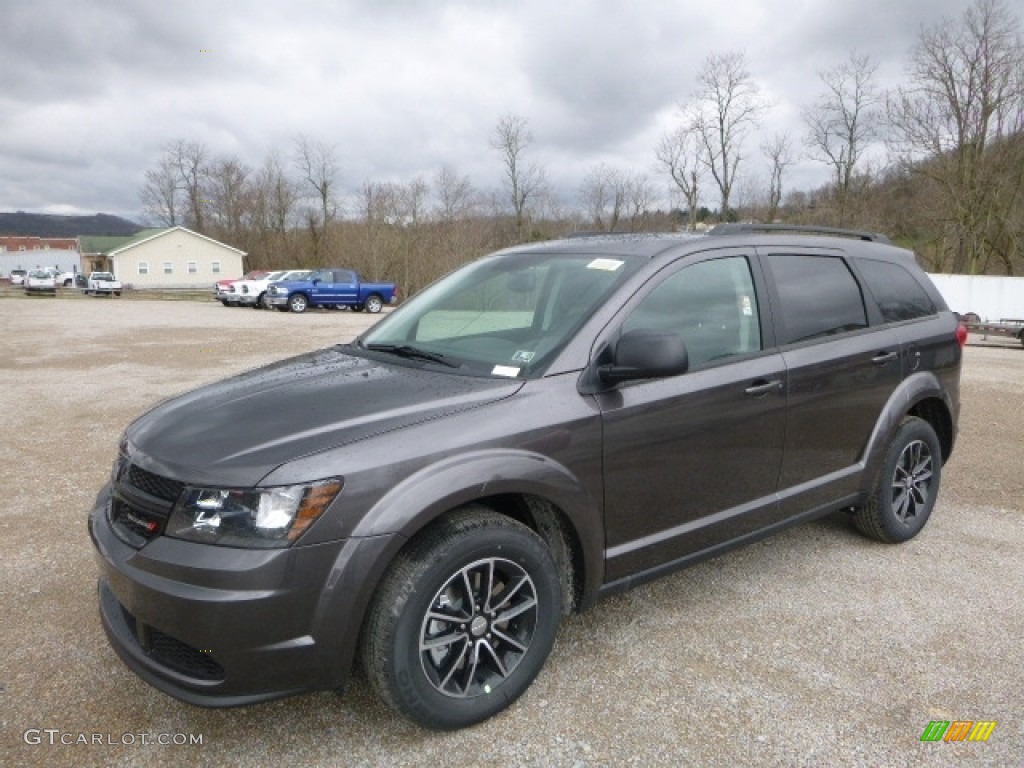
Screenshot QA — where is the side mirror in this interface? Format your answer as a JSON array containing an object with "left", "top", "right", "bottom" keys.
[{"left": 598, "top": 329, "right": 688, "bottom": 384}]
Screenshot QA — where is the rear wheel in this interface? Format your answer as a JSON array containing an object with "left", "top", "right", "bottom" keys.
[
  {"left": 854, "top": 417, "right": 942, "bottom": 543},
  {"left": 362, "top": 508, "right": 561, "bottom": 730},
  {"left": 288, "top": 293, "right": 308, "bottom": 313},
  {"left": 365, "top": 294, "right": 384, "bottom": 314}
]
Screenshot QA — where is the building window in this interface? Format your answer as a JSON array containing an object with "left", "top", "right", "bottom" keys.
[
  {"left": 211, "top": 261, "right": 221, "bottom": 274},
  {"left": 187, "top": 261, "right": 198, "bottom": 274},
  {"left": 138, "top": 262, "right": 149, "bottom": 275},
  {"left": 163, "top": 262, "right": 174, "bottom": 275}
]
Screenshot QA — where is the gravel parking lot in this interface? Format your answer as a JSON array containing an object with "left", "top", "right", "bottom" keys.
[{"left": 1, "top": 296, "right": 1021, "bottom": 767}]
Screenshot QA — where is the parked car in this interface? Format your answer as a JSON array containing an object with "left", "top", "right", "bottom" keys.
[
  {"left": 24, "top": 269, "right": 57, "bottom": 295},
  {"left": 215, "top": 270, "right": 270, "bottom": 306},
  {"left": 235, "top": 270, "right": 312, "bottom": 309},
  {"left": 264, "top": 268, "right": 397, "bottom": 313},
  {"left": 10, "top": 269, "right": 28, "bottom": 286},
  {"left": 90, "top": 225, "right": 963, "bottom": 730},
  {"left": 86, "top": 272, "right": 122, "bottom": 296},
  {"left": 57, "top": 271, "right": 78, "bottom": 287}
]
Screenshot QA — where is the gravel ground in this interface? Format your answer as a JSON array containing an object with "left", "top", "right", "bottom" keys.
[{"left": 1, "top": 296, "right": 1021, "bottom": 767}]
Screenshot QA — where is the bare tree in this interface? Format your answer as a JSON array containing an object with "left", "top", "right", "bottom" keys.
[
  {"left": 206, "top": 156, "right": 250, "bottom": 240},
  {"left": 655, "top": 123, "right": 705, "bottom": 230},
  {"left": 434, "top": 165, "right": 476, "bottom": 224},
  {"left": 761, "top": 133, "right": 795, "bottom": 223},
  {"left": 579, "top": 164, "right": 628, "bottom": 231},
  {"left": 624, "top": 172, "right": 654, "bottom": 232},
  {"left": 691, "top": 52, "right": 766, "bottom": 221},
  {"left": 803, "top": 50, "right": 881, "bottom": 225},
  {"left": 294, "top": 135, "right": 339, "bottom": 261},
  {"left": 490, "top": 114, "right": 546, "bottom": 241},
  {"left": 139, "top": 154, "right": 180, "bottom": 226},
  {"left": 888, "top": 0, "right": 1024, "bottom": 273},
  {"left": 165, "top": 140, "right": 209, "bottom": 232}
]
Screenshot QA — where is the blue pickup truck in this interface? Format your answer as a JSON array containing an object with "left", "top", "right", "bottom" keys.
[{"left": 264, "top": 268, "right": 397, "bottom": 314}]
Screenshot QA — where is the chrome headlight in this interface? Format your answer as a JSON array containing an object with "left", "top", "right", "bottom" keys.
[{"left": 166, "top": 478, "right": 343, "bottom": 548}]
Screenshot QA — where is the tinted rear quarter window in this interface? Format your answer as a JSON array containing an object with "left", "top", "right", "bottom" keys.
[
  {"left": 856, "top": 259, "right": 936, "bottom": 322},
  {"left": 768, "top": 254, "right": 867, "bottom": 344}
]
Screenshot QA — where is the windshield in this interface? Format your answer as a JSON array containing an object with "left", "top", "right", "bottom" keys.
[{"left": 360, "top": 250, "right": 643, "bottom": 378}]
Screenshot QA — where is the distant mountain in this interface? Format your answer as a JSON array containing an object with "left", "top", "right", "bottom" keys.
[{"left": 0, "top": 212, "right": 144, "bottom": 237}]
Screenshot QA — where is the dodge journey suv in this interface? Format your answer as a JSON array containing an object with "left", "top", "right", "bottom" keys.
[{"left": 89, "top": 224, "right": 962, "bottom": 729}]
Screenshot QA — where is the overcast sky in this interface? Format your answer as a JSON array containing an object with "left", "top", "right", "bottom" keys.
[{"left": 0, "top": 0, "right": 977, "bottom": 223}]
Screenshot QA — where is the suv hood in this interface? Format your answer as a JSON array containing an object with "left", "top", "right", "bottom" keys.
[{"left": 125, "top": 347, "right": 522, "bottom": 487}]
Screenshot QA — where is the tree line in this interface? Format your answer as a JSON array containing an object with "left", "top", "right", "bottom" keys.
[{"left": 141, "top": 0, "right": 1023, "bottom": 292}]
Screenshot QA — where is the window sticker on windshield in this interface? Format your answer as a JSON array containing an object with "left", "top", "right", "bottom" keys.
[
  {"left": 512, "top": 350, "right": 535, "bottom": 363},
  {"left": 587, "top": 258, "right": 624, "bottom": 271},
  {"left": 741, "top": 295, "right": 753, "bottom": 316},
  {"left": 492, "top": 365, "right": 521, "bottom": 378}
]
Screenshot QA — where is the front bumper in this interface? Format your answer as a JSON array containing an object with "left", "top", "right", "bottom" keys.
[
  {"left": 88, "top": 484, "right": 396, "bottom": 706},
  {"left": 265, "top": 294, "right": 289, "bottom": 307}
]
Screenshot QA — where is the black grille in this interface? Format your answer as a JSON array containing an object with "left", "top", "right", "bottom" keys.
[
  {"left": 125, "top": 463, "right": 185, "bottom": 502},
  {"left": 120, "top": 605, "right": 225, "bottom": 681},
  {"left": 110, "top": 498, "right": 165, "bottom": 541}
]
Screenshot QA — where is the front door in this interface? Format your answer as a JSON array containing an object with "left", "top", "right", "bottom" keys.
[{"left": 598, "top": 252, "right": 787, "bottom": 583}]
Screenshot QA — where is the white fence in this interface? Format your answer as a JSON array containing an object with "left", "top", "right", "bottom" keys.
[{"left": 926, "top": 274, "right": 1024, "bottom": 321}]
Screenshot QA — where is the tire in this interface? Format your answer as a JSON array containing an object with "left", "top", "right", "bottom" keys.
[
  {"left": 362, "top": 508, "right": 561, "bottom": 730},
  {"left": 256, "top": 292, "right": 267, "bottom": 309},
  {"left": 113, "top": 291, "right": 120, "bottom": 297},
  {"left": 219, "top": 299, "right": 229, "bottom": 306},
  {"left": 288, "top": 293, "right": 308, "bottom": 313},
  {"left": 854, "top": 417, "right": 942, "bottom": 543},
  {"left": 365, "top": 294, "right": 384, "bottom": 314}
]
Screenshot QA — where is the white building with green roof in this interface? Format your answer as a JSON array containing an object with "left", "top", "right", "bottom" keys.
[{"left": 84, "top": 226, "right": 246, "bottom": 288}]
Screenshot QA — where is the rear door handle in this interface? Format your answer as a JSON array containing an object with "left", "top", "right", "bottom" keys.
[
  {"left": 872, "top": 351, "right": 898, "bottom": 365},
  {"left": 745, "top": 379, "right": 783, "bottom": 396}
]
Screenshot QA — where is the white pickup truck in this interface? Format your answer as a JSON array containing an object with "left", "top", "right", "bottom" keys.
[{"left": 86, "top": 272, "right": 123, "bottom": 296}]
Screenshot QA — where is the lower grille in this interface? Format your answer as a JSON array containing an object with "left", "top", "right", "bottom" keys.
[{"left": 121, "top": 605, "right": 225, "bottom": 682}]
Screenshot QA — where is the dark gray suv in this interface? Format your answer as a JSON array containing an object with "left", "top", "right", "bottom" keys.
[{"left": 89, "top": 225, "right": 963, "bottom": 729}]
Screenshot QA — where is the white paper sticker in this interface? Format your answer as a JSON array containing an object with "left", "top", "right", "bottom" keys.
[
  {"left": 492, "top": 365, "right": 521, "bottom": 378},
  {"left": 587, "top": 258, "right": 624, "bottom": 271},
  {"left": 741, "top": 295, "right": 753, "bottom": 316}
]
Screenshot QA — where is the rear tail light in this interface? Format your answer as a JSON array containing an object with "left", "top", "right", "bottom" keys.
[{"left": 955, "top": 322, "right": 968, "bottom": 348}]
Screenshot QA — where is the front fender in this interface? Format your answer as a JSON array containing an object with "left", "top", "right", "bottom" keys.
[{"left": 351, "top": 448, "right": 605, "bottom": 602}]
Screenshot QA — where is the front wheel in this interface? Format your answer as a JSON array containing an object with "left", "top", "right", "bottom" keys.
[
  {"left": 362, "top": 508, "right": 561, "bottom": 730},
  {"left": 365, "top": 294, "right": 384, "bottom": 314},
  {"left": 854, "top": 417, "right": 942, "bottom": 543},
  {"left": 287, "top": 293, "right": 308, "bottom": 313}
]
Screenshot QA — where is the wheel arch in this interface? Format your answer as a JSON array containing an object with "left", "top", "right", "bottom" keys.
[
  {"left": 309, "top": 451, "right": 602, "bottom": 692},
  {"left": 860, "top": 371, "right": 956, "bottom": 493}
]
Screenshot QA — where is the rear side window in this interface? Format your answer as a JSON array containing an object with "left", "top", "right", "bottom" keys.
[
  {"left": 768, "top": 254, "right": 867, "bottom": 344},
  {"left": 856, "top": 259, "right": 936, "bottom": 322}
]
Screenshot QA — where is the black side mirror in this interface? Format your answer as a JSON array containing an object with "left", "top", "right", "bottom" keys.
[{"left": 598, "top": 329, "right": 688, "bottom": 384}]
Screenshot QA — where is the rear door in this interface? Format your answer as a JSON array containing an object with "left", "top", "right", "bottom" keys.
[
  {"left": 598, "top": 250, "right": 787, "bottom": 582},
  {"left": 759, "top": 248, "right": 903, "bottom": 515}
]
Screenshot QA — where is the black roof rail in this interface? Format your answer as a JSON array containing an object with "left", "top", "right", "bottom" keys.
[{"left": 707, "top": 223, "right": 891, "bottom": 244}]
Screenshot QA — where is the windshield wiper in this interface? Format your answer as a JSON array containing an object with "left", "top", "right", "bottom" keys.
[{"left": 364, "top": 343, "right": 460, "bottom": 368}]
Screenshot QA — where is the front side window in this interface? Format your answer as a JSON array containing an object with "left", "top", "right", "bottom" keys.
[
  {"left": 623, "top": 256, "right": 762, "bottom": 368},
  {"left": 768, "top": 254, "right": 867, "bottom": 344},
  {"left": 361, "top": 251, "right": 644, "bottom": 377}
]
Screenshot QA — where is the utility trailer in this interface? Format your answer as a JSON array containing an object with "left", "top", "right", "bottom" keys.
[{"left": 960, "top": 315, "right": 1024, "bottom": 347}]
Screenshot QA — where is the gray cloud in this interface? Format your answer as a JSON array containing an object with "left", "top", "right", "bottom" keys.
[{"left": 0, "top": 0, "right": 980, "bottom": 220}]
